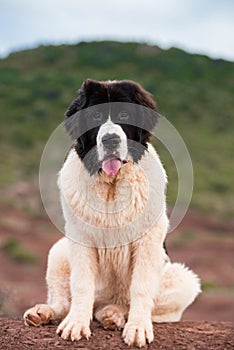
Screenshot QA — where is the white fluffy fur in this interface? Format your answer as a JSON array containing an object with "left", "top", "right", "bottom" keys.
[{"left": 24, "top": 144, "right": 201, "bottom": 348}]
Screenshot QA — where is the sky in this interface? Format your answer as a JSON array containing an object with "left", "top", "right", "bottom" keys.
[{"left": 1, "top": 0, "right": 234, "bottom": 61}]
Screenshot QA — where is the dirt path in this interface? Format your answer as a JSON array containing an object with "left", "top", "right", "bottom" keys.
[{"left": 1, "top": 318, "right": 233, "bottom": 350}]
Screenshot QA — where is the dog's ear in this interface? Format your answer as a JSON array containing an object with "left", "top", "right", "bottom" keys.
[
  {"left": 131, "top": 82, "right": 159, "bottom": 143},
  {"left": 65, "top": 80, "right": 88, "bottom": 140},
  {"left": 133, "top": 82, "right": 157, "bottom": 111},
  {"left": 65, "top": 81, "right": 87, "bottom": 117},
  {"left": 115, "top": 80, "right": 158, "bottom": 146},
  {"left": 65, "top": 79, "right": 103, "bottom": 142},
  {"left": 65, "top": 79, "right": 103, "bottom": 117}
]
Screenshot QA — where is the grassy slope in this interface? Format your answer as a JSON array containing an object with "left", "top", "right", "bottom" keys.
[{"left": 0, "top": 41, "right": 233, "bottom": 218}]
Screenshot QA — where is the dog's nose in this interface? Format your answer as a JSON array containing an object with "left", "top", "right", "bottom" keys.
[{"left": 101, "top": 133, "right": 121, "bottom": 149}]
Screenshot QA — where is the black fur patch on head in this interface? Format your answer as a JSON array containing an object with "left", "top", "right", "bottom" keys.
[{"left": 65, "top": 79, "right": 159, "bottom": 175}]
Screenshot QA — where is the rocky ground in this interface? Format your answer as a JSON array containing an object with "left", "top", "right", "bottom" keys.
[{"left": 1, "top": 318, "right": 234, "bottom": 350}]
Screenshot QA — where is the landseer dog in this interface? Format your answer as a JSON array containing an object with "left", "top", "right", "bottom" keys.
[{"left": 24, "top": 79, "right": 200, "bottom": 347}]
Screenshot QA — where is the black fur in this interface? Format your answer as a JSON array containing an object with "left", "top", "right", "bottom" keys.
[{"left": 65, "top": 79, "right": 159, "bottom": 175}]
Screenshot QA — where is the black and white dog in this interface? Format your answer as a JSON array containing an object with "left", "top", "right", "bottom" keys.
[{"left": 24, "top": 79, "right": 200, "bottom": 348}]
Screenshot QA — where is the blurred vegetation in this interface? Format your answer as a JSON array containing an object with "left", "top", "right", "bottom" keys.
[
  {"left": 0, "top": 41, "right": 233, "bottom": 218},
  {"left": 201, "top": 280, "right": 234, "bottom": 293},
  {"left": 1, "top": 237, "right": 38, "bottom": 263}
]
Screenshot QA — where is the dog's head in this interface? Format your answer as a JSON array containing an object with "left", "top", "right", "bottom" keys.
[{"left": 65, "top": 79, "right": 158, "bottom": 176}]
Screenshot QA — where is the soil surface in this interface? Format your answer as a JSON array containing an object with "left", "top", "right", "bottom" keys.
[{"left": 1, "top": 318, "right": 233, "bottom": 350}]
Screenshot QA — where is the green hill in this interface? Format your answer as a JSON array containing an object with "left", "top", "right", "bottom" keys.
[{"left": 0, "top": 41, "right": 233, "bottom": 218}]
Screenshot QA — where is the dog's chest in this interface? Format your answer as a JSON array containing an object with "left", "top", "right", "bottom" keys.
[
  {"left": 97, "top": 246, "right": 132, "bottom": 283},
  {"left": 59, "top": 148, "right": 167, "bottom": 248}
]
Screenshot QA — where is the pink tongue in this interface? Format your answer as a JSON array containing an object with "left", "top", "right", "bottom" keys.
[{"left": 102, "top": 158, "right": 121, "bottom": 176}]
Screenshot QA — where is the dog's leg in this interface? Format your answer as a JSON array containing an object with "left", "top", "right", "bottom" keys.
[
  {"left": 122, "top": 239, "right": 165, "bottom": 347},
  {"left": 95, "top": 304, "right": 127, "bottom": 330},
  {"left": 152, "top": 262, "right": 201, "bottom": 322},
  {"left": 24, "top": 238, "right": 70, "bottom": 326},
  {"left": 56, "top": 242, "right": 96, "bottom": 341}
]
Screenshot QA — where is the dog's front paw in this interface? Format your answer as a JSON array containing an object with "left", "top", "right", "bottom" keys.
[
  {"left": 23, "top": 304, "right": 55, "bottom": 326},
  {"left": 57, "top": 314, "right": 91, "bottom": 341},
  {"left": 122, "top": 318, "right": 154, "bottom": 348}
]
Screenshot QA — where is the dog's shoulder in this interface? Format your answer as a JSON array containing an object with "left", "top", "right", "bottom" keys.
[{"left": 142, "top": 143, "right": 167, "bottom": 187}]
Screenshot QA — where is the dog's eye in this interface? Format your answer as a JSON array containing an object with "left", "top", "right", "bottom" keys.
[
  {"left": 118, "top": 111, "right": 129, "bottom": 120},
  {"left": 93, "top": 112, "right": 103, "bottom": 121}
]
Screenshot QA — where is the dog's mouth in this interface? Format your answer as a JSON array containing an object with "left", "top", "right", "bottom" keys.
[{"left": 101, "top": 158, "right": 127, "bottom": 176}]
